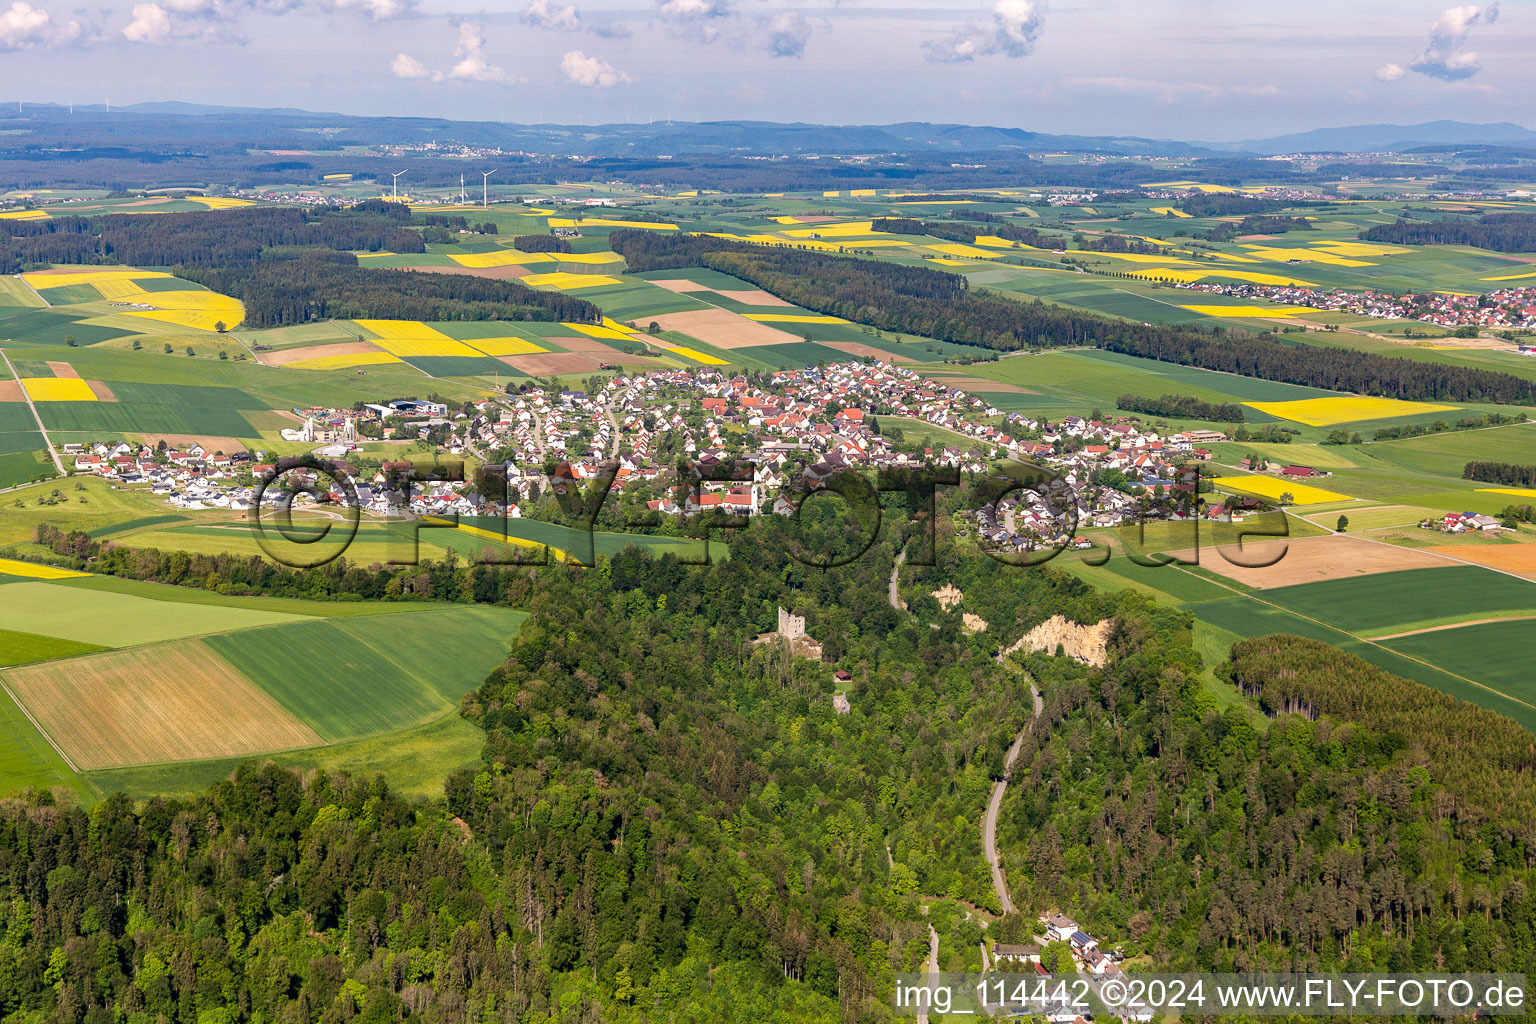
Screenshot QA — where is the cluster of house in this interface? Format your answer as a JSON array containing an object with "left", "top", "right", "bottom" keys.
[
  {"left": 1422, "top": 510, "right": 1505, "bottom": 534},
  {"left": 974, "top": 416, "right": 1220, "bottom": 550},
  {"left": 63, "top": 441, "right": 271, "bottom": 511},
  {"left": 1177, "top": 281, "right": 1536, "bottom": 332},
  {"left": 55, "top": 360, "right": 1223, "bottom": 538},
  {"left": 990, "top": 912, "right": 1153, "bottom": 1021}
]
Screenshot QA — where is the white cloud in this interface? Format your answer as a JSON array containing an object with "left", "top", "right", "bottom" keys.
[
  {"left": 989, "top": 0, "right": 1041, "bottom": 58},
  {"left": 0, "top": 1, "right": 79, "bottom": 49},
  {"left": 120, "top": 0, "right": 412, "bottom": 46},
  {"left": 329, "top": 0, "right": 410, "bottom": 18},
  {"left": 924, "top": 0, "right": 1042, "bottom": 63},
  {"left": 391, "top": 51, "right": 440, "bottom": 81},
  {"left": 657, "top": 0, "right": 728, "bottom": 43},
  {"left": 522, "top": 0, "right": 579, "bottom": 31},
  {"left": 658, "top": 0, "right": 724, "bottom": 19},
  {"left": 448, "top": 21, "right": 509, "bottom": 82},
  {"left": 1375, "top": 62, "right": 1405, "bottom": 81},
  {"left": 1407, "top": 3, "right": 1499, "bottom": 80},
  {"left": 560, "top": 49, "right": 631, "bottom": 88},
  {"left": 763, "top": 11, "right": 808, "bottom": 59},
  {"left": 121, "top": 2, "right": 172, "bottom": 42}
]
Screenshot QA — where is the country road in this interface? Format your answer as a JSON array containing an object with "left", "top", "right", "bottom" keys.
[
  {"left": 889, "top": 548, "right": 905, "bottom": 611},
  {"left": 984, "top": 681, "right": 1042, "bottom": 915},
  {"left": 916, "top": 922, "right": 939, "bottom": 1024}
]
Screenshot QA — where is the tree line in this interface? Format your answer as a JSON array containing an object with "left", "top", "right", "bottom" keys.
[
  {"left": 0, "top": 200, "right": 426, "bottom": 271},
  {"left": 1115, "top": 393, "right": 1246, "bottom": 422},
  {"left": 179, "top": 254, "right": 600, "bottom": 328},
  {"left": 1200, "top": 215, "right": 1313, "bottom": 242},
  {"left": 1363, "top": 212, "right": 1536, "bottom": 253},
  {"left": 512, "top": 234, "right": 571, "bottom": 253},
  {"left": 1464, "top": 460, "right": 1536, "bottom": 487}
]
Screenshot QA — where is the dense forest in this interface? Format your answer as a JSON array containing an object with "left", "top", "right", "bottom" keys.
[
  {"left": 869, "top": 218, "right": 975, "bottom": 244},
  {"left": 179, "top": 256, "right": 599, "bottom": 328},
  {"left": 610, "top": 230, "right": 1536, "bottom": 404},
  {"left": 1115, "top": 393, "right": 1246, "bottom": 422},
  {"left": 0, "top": 201, "right": 426, "bottom": 272},
  {"left": 1463, "top": 460, "right": 1536, "bottom": 487},
  {"left": 1362, "top": 212, "right": 1536, "bottom": 253},
  {"left": 993, "top": 629, "right": 1536, "bottom": 973},
  {"left": 511, "top": 235, "right": 571, "bottom": 253}
]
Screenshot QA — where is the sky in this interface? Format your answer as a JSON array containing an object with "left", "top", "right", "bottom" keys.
[{"left": 0, "top": 0, "right": 1529, "bottom": 140}]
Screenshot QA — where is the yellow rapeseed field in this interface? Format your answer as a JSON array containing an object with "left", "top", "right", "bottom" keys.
[
  {"left": 23, "top": 269, "right": 174, "bottom": 289},
  {"left": 783, "top": 221, "right": 877, "bottom": 238},
  {"left": 20, "top": 377, "right": 98, "bottom": 402},
  {"left": 562, "top": 323, "right": 634, "bottom": 341},
  {"left": 0, "top": 210, "right": 47, "bottom": 221},
  {"left": 123, "top": 290, "right": 244, "bottom": 332},
  {"left": 520, "top": 272, "right": 622, "bottom": 290},
  {"left": 1211, "top": 476, "right": 1353, "bottom": 505},
  {"left": 1245, "top": 396, "right": 1458, "bottom": 427},
  {"left": 0, "top": 558, "right": 90, "bottom": 579},
  {"left": 449, "top": 250, "right": 548, "bottom": 268},
  {"left": 187, "top": 197, "right": 255, "bottom": 209},
  {"left": 1149, "top": 207, "right": 1191, "bottom": 218},
  {"left": 352, "top": 320, "right": 484, "bottom": 357},
  {"left": 655, "top": 343, "right": 728, "bottom": 365},
  {"left": 1239, "top": 246, "right": 1376, "bottom": 268}
]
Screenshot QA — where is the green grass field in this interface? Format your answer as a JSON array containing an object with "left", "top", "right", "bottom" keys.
[
  {"left": 1384, "top": 620, "right": 1536, "bottom": 717},
  {"left": 203, "top": 605, "right": 521, "bottom": 740},
  {"left": 4, "top": 579, "right": 305, "bottom": 646},
  {"left": 1260, "top": 566, "right": 1536, "bottom": 636},
  {"left": 0, "top": 627, "right": 107, "bottom": 668}
]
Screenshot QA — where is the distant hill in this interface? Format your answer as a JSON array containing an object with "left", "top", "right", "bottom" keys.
[
  {"left": 1205, "top": 120, "right": 1536, "bottom": 155},
  {"left": 4, "top": 102, "right": 1529, "bottom": 160}
]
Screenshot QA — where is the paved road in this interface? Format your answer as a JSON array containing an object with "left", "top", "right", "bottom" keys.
[
  {"left": 983, "top": 682, "right": 1042, "bottom": 916},
  {"left": 604, "top": 402, "right": 620, "bottom": 459},
  {"left": 0, "top": 349, "right": 65, "bottom": 477},
  {"left": 917, "top": 922, "right": 939, "bottom": 1024},
  {"left": 889, "top": 548, "right": 906, "bottom": 611}
]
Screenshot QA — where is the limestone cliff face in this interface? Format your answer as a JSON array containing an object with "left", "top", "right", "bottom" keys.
[{"left": 1004, "top": 616, "right": 1113, "bottom": 667}]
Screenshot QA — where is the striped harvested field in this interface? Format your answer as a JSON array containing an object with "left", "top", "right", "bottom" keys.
[{"left": 4, "top": 642, "right": 320, "bottom": 769}]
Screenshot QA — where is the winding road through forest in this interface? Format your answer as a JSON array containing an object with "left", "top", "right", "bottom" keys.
[{"left": 983, "top": 682, "right": 1042, "bottom": 915}]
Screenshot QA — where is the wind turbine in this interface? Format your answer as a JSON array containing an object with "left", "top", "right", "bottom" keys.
[
  {"left": 460, "top": 173, "right": 466, "bottom": 205},
  {"left": 481, "top": 169, "right": 497, "bottom": 209},
  {"left": 390, "top": 170, "right": 406, "bottom": 200}
]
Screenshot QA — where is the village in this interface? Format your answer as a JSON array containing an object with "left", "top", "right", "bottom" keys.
[
  {"left": 52, "top": 359, "right": 1230, "bottom": 544},
  {"left": 1174, "top": 280, "right": 1536, "bottom": 333}
]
